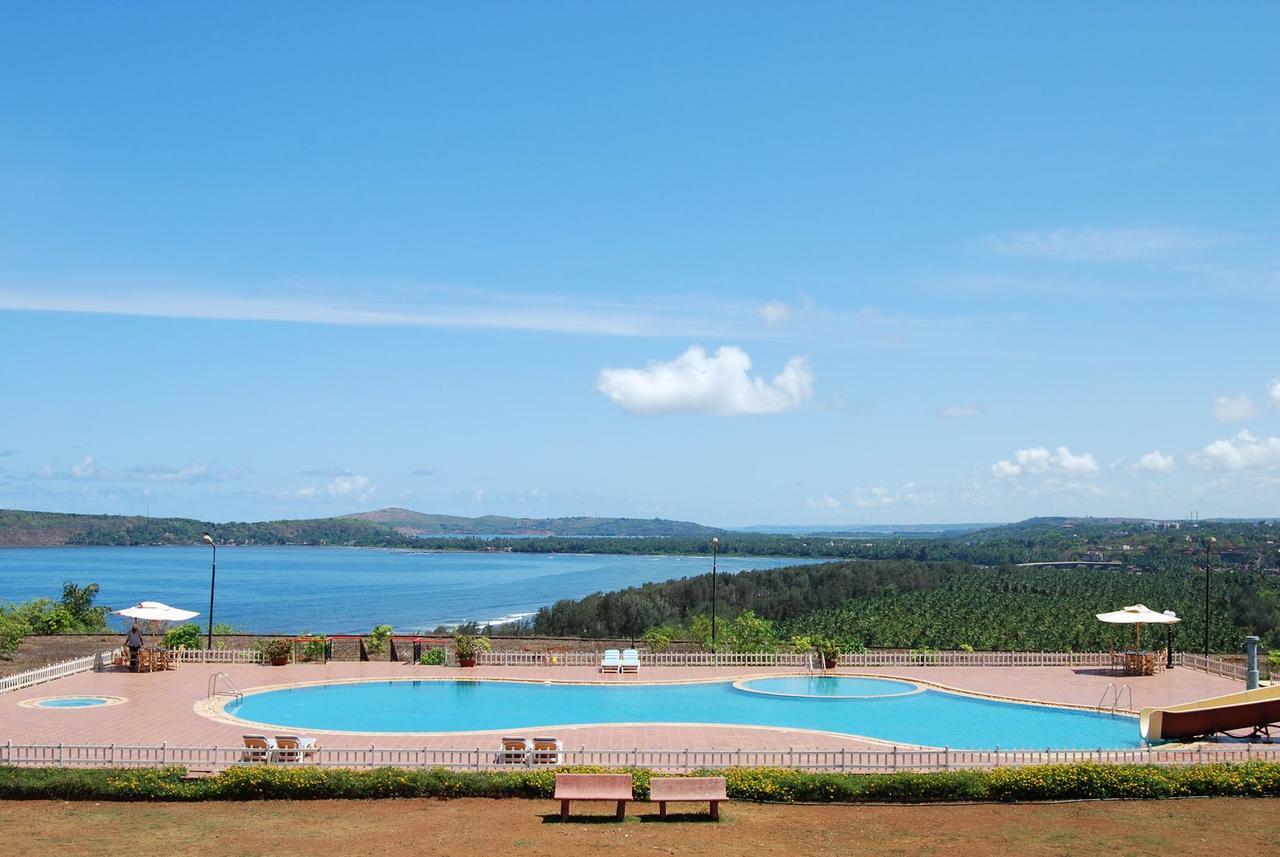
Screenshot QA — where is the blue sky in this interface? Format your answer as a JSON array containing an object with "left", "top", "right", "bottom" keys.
[{"left": 1, "top": 3, "right": 1278, "bottom": 526}]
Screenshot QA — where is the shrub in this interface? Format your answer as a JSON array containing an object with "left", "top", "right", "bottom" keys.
[
  {"left": 2, "top": 762, "right": 1280, "bottom": 803},
  {"left": 0, "top": 611, "right": 27, "bottom": 657},
  {"left": 418, "top": 648, "right": 446, "bottom": 666},
  {"left": 253, "top": 638, "right": 292, "bottom": 662},
  {"left": 297, "top": 636, "right": 327, "bottom": 663},
  {"left": 367, "top": 625, "right": 393, "bottom": 655},
  {"left": 641, "top": 626, "right": 674, "bottom": 653},
  {"left": 163, "top": 624, "right": 203, "bottom": 650},
  {"left": 452, "top": 634, "right": 491, "bottom": 660}
]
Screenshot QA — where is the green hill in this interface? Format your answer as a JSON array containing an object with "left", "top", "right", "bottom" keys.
[
  {"left": 345, "top": 507, "right": 721, "bottom": 537},
  {"left": 0, "top": 507, "right": 722, "bottom": 546}
]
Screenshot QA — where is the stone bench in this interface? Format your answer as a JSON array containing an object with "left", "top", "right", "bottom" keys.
[
  {"left": 553, "top": 773, "right": 634, "bottom": 821},
  {"left": 649, "top": 776, "right": 728, "bottom": 821}
]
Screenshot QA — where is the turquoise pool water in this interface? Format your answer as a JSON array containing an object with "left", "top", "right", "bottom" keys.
[
  {"left": 33, "top": 696, "right": 112, "bottom": 708},
  {"left": 226, "top": 679, "right": 1141, "bottom": 749},
  {"left": 739, "top": 676, "right": 919, "bottom": 698}
]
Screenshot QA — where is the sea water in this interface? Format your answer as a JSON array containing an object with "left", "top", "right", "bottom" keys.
[{"left": 0, "top": 545, "right": 815, "bottom": 633}]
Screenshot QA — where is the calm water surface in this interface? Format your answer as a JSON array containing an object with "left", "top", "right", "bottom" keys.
[
  {"left": 0, "top": 546, "right": 815, "bottom": 633},
  {"left": 228, "top": 679, "right": 1141, "bottom": 749}
]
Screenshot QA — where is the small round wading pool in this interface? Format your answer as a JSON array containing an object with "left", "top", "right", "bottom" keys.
[
  {"left": 222, "top": 677, "right": 1142, "bottom": 749},
  {"left": 21, "top": 695, "right": 123, "bottom": 709},
  {"left": 735, "top": 675, "right": 920, "bottom": 699}
]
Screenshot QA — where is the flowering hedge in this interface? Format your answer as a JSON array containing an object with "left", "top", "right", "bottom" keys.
[{"left": 1, "top": 762, "right": 1279, "bottom": 802}]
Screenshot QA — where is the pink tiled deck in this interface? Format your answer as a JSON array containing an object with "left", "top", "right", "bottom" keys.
[{"left": 0, "top": 660, "right": 1245, "bottom": 753}]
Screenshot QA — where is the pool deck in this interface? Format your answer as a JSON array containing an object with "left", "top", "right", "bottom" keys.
[{"left": 0, "top": 660, "right": 1248, "bottom": 753}]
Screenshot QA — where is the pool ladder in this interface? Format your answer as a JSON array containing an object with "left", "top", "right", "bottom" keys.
[
  {"left": 207, "top": 671, "right": 243, "bottom": 705},
  {"left": 1096, "top": 683, "right": 1132, "bottom": 714}
]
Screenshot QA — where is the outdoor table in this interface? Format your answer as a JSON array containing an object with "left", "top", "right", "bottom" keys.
[{"left": 1121, "top": 651, "right": 1157, "bottom": 676}]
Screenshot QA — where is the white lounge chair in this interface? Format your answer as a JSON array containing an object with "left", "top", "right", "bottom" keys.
[
  {"left": 242, "top": 735, "right": 276, "bottom": 763},
  {"left": 620, "top": 649, "right": 640, "bottom": 673},
  {"left": 531, "top": 736, "right": 563, "bottom": 765},
  {"left": 274, "top": 734, "right": 319, "bottom": 763},
  {"left": 498, "top": 736, "right": 531, "bottom": 764},
  {"left": 600, "top": 649, "right": 621, "bottom": 673}
]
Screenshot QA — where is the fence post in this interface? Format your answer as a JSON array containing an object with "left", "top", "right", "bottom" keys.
[{"left": 892, "top": 745, "right": 898, "bottom": 771}]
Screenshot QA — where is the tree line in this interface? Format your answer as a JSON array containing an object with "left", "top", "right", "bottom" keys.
[{"left": 527, "top": 559, "right": 1280, "bottom": 652}]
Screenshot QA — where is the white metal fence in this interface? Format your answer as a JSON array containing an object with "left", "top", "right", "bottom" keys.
[
  {"left": 3, "top": 740, "right": 1278, "bottom": 773},
  {"left": 0, "top": 650, "right": 118, "bottom": 696},
  {"left": 1175, "top": 653, "right": 1249, "bottom": 681},
  {"left": 174, "top": 649, "right": 265, "bottom": 665},
  {"left": 476, "top": 649, "right": 1252, "bottom": 672}
]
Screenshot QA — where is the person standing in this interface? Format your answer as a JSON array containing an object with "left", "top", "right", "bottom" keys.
[{"left": 125, "top": 622, "right": 144, "bottom": 672}]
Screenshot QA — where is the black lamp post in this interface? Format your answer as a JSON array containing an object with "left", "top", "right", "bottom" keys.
[
  {"left": 1203, "top": 536, "right": 1216, "bottom": 659},
  {"left": 710, "top": 537, "right": 719, "bottom": 652},
  {"left": 202, "top": 532, "right": 217, "bottom": 650}
]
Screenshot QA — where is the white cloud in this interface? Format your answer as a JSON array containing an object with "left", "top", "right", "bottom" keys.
[
  {"left": 807, "top": 483, "right": 930, "bottom": 511},
  {"left": 991, "top": 446, "right": 1099, "bottom": 479},
  {"left": 597, "top": 346, "right": 814, "bottom": 416},
  {"left": 326, "top": 473, "right": 374, "bottom": 501},
  {"left": 807, "top": 494, "right": 842, "bottom": 510},
  {"left": 1269, "top": 379, "right": 1280, "bottom": 407},
  {"left": 991, "top": 460, "right": 1022, "bottom": 479},
  {"left": 1192, "top": 430, "right": 1280, "bottom": 472},
  {"left": 757, "top": 301, "right": 791, "bottom": 327},
  {"left": 1135, "top": 450, "right": 1176, "bottom": 473},
  {"left": 69, "top": 456, "right": 96, "bottom": 478},
  {"left": 937, "top": 403, "right": 981, "bottom": 418},
  {"left": 1212, "top": 394, "right": 1259, "bottom": 424},
  {"left": 982, "top": 226, "right": 1206, "bottom": 261},
  {"left": 0, "top": 284, "right": 729, "bottom": 339},
  {"left": 1056, "top": 447, "right": 1101, "bottom": 476},
  {"left": 295, "top": 486, "right": 318, "bottom": 498}
]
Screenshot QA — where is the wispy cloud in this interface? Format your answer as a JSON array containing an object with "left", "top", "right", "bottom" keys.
[
  {"left": 1212, "top": 394, "right": 1260, "bottom": 424},
  {"left": 1269, "top": 379, "right": 1280, "bottom": 407},
  {"left": 1135, "top": 450, "right": 1176, "bottom": 474},
  {"left": 937, "top": 403, "right": 981, "bottom": 418},
  {"left": 981, "top": 226, "right": 1213, "bottom": 262},
  {"left": 597, "top": 346, "right": 814, "bottom": 416},
  {"left": 22, "top": 457, "right": 248, "bottom": 483},
  {"left": 0, "top": 283, "right": 734, "bottom": 339}
]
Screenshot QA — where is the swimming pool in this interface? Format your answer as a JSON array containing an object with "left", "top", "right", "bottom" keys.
[
  {"left": 22, "top": 695, "right": 121, "bottom": 709},
  {"left": 224, "top": 677, "right": 1140, "bottom": 749}
]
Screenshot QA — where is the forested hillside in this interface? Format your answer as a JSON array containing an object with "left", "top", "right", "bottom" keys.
[{"left": 531, "top": 559, "right": 1280, "bottom": 651}]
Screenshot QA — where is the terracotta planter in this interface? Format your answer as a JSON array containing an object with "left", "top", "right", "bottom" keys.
[
  {"left": 822, "top": 655, "right": 838, "bottom": 669},
  {"left": 270, "top": 656, "right": 289, "bottom": 666},
  {"left": 458, "top": 656, "right": 477, "bottom": 667}
]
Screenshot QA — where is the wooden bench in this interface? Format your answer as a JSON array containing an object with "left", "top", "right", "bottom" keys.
[
  {"left": 553, "top": 773, "right": 634, "bottom": 821},
  {"left": 650, "top": 776, "right": 728, "bottom": 821}
]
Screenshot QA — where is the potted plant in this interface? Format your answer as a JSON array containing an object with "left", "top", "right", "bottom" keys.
[
  {"left": 256, "top": 638, "right": 293, "bottom": 666},
  {"left": 453, "top": 633, "right": 491, "bottom": 667},
  {"left": 812, "top": 636, "right": 840, "bottom": 669}
]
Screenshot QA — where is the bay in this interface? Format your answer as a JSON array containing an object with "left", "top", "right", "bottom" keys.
[{"left": 0, "top": 546, "right": 817, "bottom": 634}]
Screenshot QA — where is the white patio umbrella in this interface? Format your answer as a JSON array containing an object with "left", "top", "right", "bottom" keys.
[
  {"left": 112, "top": 601, "right": 200, "bottom": 644},
  {"left": 1095, "top": 604, "right": 1181, "bottom": 649}
]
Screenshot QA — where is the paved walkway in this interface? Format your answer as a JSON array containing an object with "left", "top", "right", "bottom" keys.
[{"left": 0, "top": 659, "right": 1245, "bottom": 753}]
